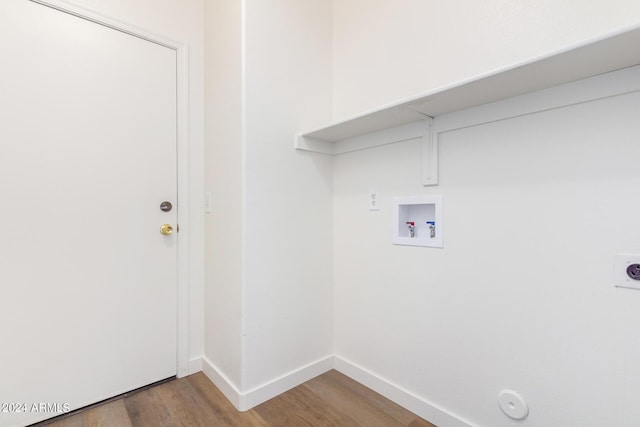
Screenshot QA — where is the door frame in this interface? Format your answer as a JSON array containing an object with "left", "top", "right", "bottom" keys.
[{"left": 29, "top": 0, "right": 192, "bottom": 378}]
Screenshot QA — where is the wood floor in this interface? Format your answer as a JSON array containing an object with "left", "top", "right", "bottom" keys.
[{"left": 36, "top": 370, "right": 437, "bottom": 427}]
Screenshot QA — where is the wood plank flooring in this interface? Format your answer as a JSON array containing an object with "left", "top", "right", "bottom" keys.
[{"left": 35, "top": 370, "right": 437, "bottom": 427}]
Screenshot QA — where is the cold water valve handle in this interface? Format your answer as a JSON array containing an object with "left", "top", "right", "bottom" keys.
[
  {"left": 406, "top": 221, "right": 415, "bottom": 238},
  {"left": 427, "top": 221, "right": 435, "bottom": 238}
]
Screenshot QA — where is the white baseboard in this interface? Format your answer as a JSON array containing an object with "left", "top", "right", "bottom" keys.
[
  {"left": 334, "top": 356, "right": 474, "bottom": 427},
  {"left": 199, "top": 354, "right": 472, "bottom": 425},
  {"left": 201, "top": 356, "right": 243, "bottom": 409},
  {"left": 188, "top": 356, "right": 203, "bottom": 375},
  {"left": 201, "top": 355, "right": 334, "bottom": 412},
  {"left": 241, "top": 355, "right": 334, "bottom": 410}
]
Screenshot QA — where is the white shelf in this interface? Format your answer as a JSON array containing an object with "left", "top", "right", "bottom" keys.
[{"left": 296, "top": 24, "right": 640, "bottom": 155}]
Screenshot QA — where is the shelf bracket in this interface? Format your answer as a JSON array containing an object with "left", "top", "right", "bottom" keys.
[{"left": 422, "top": 117, "right": 438, "bottom": 186}]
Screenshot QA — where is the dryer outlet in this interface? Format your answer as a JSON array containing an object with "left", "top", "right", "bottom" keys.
[{"left": 614, "top": 254, "right": 640, "bottom": 290}]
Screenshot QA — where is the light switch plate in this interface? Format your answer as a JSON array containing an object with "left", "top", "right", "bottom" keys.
[
  {"left": 614, "top": 254, "right": 640, "bottom": 290},
  {"left": 204, "top": 192, "right": 212, "bottom": 213}
]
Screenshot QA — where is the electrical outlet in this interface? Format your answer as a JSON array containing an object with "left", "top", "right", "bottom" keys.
[
  {"left": 614, "top": 254, "right": 640, "bottom": 290},
  {"left": 368, "top": 188, "right": 379, "bottom": 211}
]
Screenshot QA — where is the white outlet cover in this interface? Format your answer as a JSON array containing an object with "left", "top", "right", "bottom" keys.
[
  {"left": 368, "top": 188, "right": 379, "bottom": 211},
  {"left": 614, "top": 254, "right": 640, "bottom": 290}
]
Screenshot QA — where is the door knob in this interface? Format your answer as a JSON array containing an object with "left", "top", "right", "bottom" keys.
[{"left": 160, "top": 224, "right": 173, "bottom": 235}]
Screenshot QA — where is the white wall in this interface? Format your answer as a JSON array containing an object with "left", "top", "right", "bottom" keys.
[
  {"left": 333, "top": 0, "right": 640, "bottom": 119},
  {"left": 332, "top": 1, "right": 640, "bottom": 426},
  {"left": 202, "top": 1, "right": 640, "bottom": 423},
  {"left": 242, "top": 0, "right": 334, "bottom": 393},
  {"left": 203, "top": 0, "right": 334, "bottom": 406},
  {"left": 62, "top": 0, "right": 205, "bottom": 372},
  {"left": 204, "top": 0, "right": 244, "bottom": 390},
  {"left": 335, "top": 84, "right": 640, "bottom": 426}
]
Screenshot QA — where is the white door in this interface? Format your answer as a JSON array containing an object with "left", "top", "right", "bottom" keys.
[{"left": 0, "top": 1, "right": 178, "bottom": 426}]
